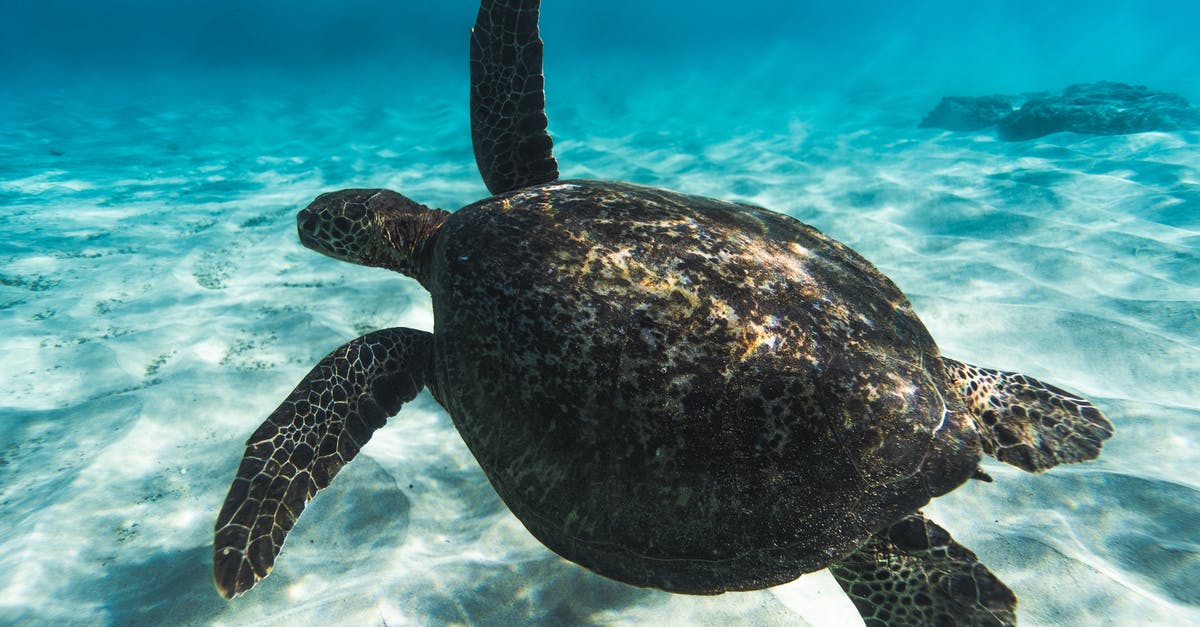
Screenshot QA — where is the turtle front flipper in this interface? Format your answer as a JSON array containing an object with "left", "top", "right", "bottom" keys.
[
  {"left": 213, "top": 327, "right": 434, "bottom": 598},
  {"left": 942, "top": 357, "right": 1114, "bottom": 472},
  {"left": 830, "top": 512, "right": 1017, "bottom": 627},
  {"left": 470, "top": 0, "right": 559, "bottom": 195}
]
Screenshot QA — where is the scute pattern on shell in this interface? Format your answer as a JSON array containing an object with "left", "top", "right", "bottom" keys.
[{"left": 427, "top": 180, "right": 981, "bottom": 593}]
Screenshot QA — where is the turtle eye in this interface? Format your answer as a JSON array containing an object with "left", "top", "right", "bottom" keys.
[{"left": 300, "top": 212, "right": 319, "bottom": 236}]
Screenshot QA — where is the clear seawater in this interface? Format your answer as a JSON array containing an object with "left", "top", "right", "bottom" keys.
[{"left": 2, "top": 1, "right": 1198, "bottom": 625}]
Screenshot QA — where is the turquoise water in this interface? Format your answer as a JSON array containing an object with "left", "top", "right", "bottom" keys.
[{"left": 2, "top": 1, "right": 1198, "bottom": 625}]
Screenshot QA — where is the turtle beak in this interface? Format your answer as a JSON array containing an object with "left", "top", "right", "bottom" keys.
[{"left": 296, "top": 209, "right": 321, "bottom": 251}]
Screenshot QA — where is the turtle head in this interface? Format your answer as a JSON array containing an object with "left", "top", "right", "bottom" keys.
[{"left": 297, "top": 189, "right": 449, "bottom": 284}]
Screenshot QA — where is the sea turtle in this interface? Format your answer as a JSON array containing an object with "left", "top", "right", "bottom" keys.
[{"left": 213, "top": 1, "right": 1115, "bottom": 624}]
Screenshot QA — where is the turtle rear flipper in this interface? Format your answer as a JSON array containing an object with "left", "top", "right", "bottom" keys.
[
  {"left": 471, "top": 0, "right": 559, "bottom": 195},
  {"left": 213, "top": 328, "right": 434, "bottom": 598},
  {"left": 830, "top": 512, "right": 1017, "bottom": 627},
  {"left": 942, "top": 357, "right": 1114, "bottom": 472}
]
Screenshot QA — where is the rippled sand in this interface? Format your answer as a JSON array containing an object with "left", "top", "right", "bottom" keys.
[{"left": 1, "top": 68, "right": 1197, "bottom": 625}]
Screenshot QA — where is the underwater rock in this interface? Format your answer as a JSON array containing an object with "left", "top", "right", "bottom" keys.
[
  {"left": 924, "top": 82, "right": 1200, "bottom": 141},
  {"left": 920, "top": 95, "right": 1014, "bottom": 131},
  {"left": 999, "top": 82, "right": 1200, "bottom": 140}
]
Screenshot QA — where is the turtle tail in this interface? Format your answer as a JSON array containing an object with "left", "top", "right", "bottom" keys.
[{"left": 941, "top": 357, "right": 1114, "bottom": 473}]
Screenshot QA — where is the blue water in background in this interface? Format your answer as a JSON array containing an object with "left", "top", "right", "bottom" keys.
[
  {"left": 2, "top": 1, "right": 1198, "bottom": 625},
  {"left": 5, "top": 0, "right": 1200, "bottom": 93}
]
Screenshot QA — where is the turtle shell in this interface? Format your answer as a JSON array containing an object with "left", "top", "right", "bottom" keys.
[{"left": 427, "top": 180, "right": 981, "bottom": 593}]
